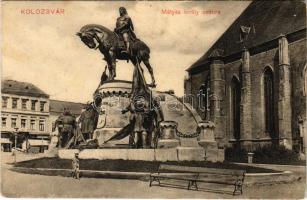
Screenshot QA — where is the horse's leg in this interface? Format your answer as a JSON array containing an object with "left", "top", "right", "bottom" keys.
[
  {"left": 105, "top": 59, "right": 112, "bottom": 81},
  {"left": 143, "top": 59, "right": 156, "bottom": 86},
  {"left": 130, "top": 57, "right": 139, "bottom": 67},
  {"left": 108, "top": 51, "right": 117, "bottom": 80},
  {"left": 131, "top": 57, "right": 145, "bottom": 74}
]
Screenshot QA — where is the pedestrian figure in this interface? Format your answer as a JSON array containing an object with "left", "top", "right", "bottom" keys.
[{"left": 72, "top": 153, "right": 80, "bottom": 179}]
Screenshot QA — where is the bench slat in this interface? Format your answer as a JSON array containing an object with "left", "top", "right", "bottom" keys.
[
  {"left": 151, "top": 174, "right": 239, "bottom": 183},
  {"left": 151, "top": 164, "right": 245, "bottom": 195},
  {"left": 151, "top": 174, "right": 198, "bottom": 181},
  {"left": 159, "top": 164, "right": 245, "bottom": 176}
]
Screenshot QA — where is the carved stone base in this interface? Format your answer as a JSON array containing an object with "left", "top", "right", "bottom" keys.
[
  {"left": 198, "top": 140, "right": 224, "bottom": 162},
  {"left": 198, "top": 140, "right": 217, "bottom": 149},
  {"left": 157, "top": 139, "right": 180, "bottom": 148},
  {"left": 180, "top": 138, "right": 201, "bottom": 147}
]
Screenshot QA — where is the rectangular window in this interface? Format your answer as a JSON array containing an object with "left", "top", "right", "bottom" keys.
[
  {"left": 40, "top": 102, "right": 45, "bottom": 112},
  {"left": 30, "top": 120, "right": 35, "bottom": 130},
  {"left": 39, "top": 120, "right": 45, "bottom": 131},
  {"left": 1, "top": 117, "right": 7, "bottom": 127},
  {"left": 12, "top": 98, "right": 18, "bottom": 109},
  {"left": 2, "top": 97, "right": 8, "bottom": 108},
  {"left": 22, "top": 99, "right": 28, "bottom": 110},
  {"left": 11, "top": 118, "right": 17, "bottom": 128},
  {"left": 31, "top": 100, "right": 36, "bottom": 111},
  {"left": 21, "top": 119, "right": 26, "bottom": 128}
]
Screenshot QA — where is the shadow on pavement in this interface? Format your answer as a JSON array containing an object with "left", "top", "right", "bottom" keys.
[{"left": 150, "top": 182, "right": 235, "bottom": 196}]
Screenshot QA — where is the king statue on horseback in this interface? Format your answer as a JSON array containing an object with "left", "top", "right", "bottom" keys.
[
  {"left": 76, "top": 7, "right": 156, "bottom": 87},
  {"left": 114, "top": 7, "right": 136, "bottom": 56},
  {"left": 75, "top": 7, "right": 164, "bottom": 149}
]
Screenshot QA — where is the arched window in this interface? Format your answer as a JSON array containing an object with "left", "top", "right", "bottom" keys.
[
  {"left": 304, "top": 66, "right": 307, "bottom": 97},
  {"left": 231, "top": 76, "right": 241, "bottom": 141},
  {"left": 263, "top": 67, "right": 275, "bottom": 137},
  {"left": 199, "top": 76, "right": 210, "bottom": 120}
]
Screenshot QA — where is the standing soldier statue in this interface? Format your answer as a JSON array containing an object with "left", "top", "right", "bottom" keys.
[
  {"left": 121, "top": 99, "right": 149, "bottom": 148},
  {"left": 78, "top": 102, "right": 99, "bottom": 141},
  {"left": 114, "top": 7, "right": 137, "bottom": 55},
  {"left": 55, "top": 108, "right": 77, "bottom": 148}
]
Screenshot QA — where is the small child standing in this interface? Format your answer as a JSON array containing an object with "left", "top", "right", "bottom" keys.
[{"left": 72, "top": 153, "right": 80, "bottom": 179}]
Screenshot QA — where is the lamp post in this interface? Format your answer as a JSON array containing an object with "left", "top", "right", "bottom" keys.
[{"left": 13, "top": 127, "right": 19, "bottom": 164}]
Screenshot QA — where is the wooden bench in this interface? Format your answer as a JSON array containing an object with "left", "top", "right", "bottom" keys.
[{"left": 149, "top": 164, "right": 246, "bottom": 195}]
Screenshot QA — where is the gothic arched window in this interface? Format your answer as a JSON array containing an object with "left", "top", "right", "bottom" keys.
[
  {"left": 199, "top": 76, "right": 210, "bottom": 120},
  {"left": 231, "top": 76, "right": 241, "bottom": 141},
  {"left": 263, "top": 67, "right": 275, "bottom": 136},
  {"left": 304, "top": 66, "right": 307, "bottom": 97}
]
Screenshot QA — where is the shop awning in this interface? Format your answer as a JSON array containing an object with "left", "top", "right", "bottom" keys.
[
  {"left": 0, "top": 138, "right": 12, "bottom": 144},
  {"left": 28, "top": 139, "right": 50, "bottom": 146}
]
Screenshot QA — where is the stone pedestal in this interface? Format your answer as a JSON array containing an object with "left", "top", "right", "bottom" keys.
[
  {"left": 197, "top": 121, "right": 217, "bottom": 149},
  {"left": 93, "top": 80, "right": 132, "bottom": 148},
  {"left": 197, "top": 121, "right": 224, "bottom": 162},
  {"left": 157, "top": 139, "right": 180, "bottom": 148},
  {"left": 180, "top": 138, "right": 200, "bottom": 147},
  {"left": 157, "top": 121, "right": 179, "bottom": 148},
  {"left": 198, "top": 121, "right": 215, "bottom": 142}
]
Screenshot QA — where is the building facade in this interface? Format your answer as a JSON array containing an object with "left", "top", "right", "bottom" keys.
[
  {"left": 1, "top": 80, "right": 50, "bottom": 152},
  {"left": 185, "top": 1, "right": 306, "bottom": 153},
  {"left": 1, "top": 80, "right": 85, "bottom": 152},
  {"left": 49, "top": 99, "right": 85, "bottom": 131}
]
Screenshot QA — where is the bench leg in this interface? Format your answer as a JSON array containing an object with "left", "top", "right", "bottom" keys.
[
  {"left": 239, "top": 184, "right": 243, "bottom": 194},
  {"left": 233, "top": 184, "right": 237, "bottom": 195},
  {"left": 149, "top": 176, "right": 153, "bottom": 187},
  {"left": 193, "top": 181, "right": 198, "bottom": 190},
  {"left": 149, "top": 176, "right": 160, "bottom": 187},
  {"left": 233, "top": 183, "right": 243, "bottom": 195},
  {"left": 188, "top": 180, "right": 198, "bottom": 190}
]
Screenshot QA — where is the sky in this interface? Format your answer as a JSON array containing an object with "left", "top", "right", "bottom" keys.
[{"left": 2, "top": 1, "right": 251, "bottom": 103}]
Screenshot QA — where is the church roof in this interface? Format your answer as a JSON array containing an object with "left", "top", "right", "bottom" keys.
[
  {"left": 187, "top": 1, "right": 306, "bottom": 71},
  {"left": 1, "top": 79, "right": 49, "bottom": 98}
]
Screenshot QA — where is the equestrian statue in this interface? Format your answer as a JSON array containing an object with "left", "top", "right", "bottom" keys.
[{"left": 76, "top": 7, "right": 156, "bottom": 87}]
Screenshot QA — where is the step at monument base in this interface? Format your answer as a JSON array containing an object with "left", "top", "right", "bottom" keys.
[
  {"left": 58, "top": 147, "right": 224, "bottom": 162},
  {"left": 176, "top": 147, "right": 205, "bottom": 161}
]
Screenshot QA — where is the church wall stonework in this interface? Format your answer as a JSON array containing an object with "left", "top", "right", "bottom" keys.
[
  {"left": 185, "top": 1, "right": 306, "bottom": 154},
  {"left": 224, "top": 60, "right": 241, "bottom": 144},
  {"left": 249, "top": 47, "right": 279, "bottom": 144},
  {"left": 289, "top": 39, "right": 306, "bottom": 149},
  {"left": 189, "top": 70, "right": 209, "bottom": 119},
  {"left": 186, "top": 36, "right": 306, "bottom": 151}
]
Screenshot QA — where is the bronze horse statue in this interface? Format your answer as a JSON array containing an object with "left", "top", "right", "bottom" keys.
[{"left": 76, "top": 24, "right": 156, "bottom": 86}]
